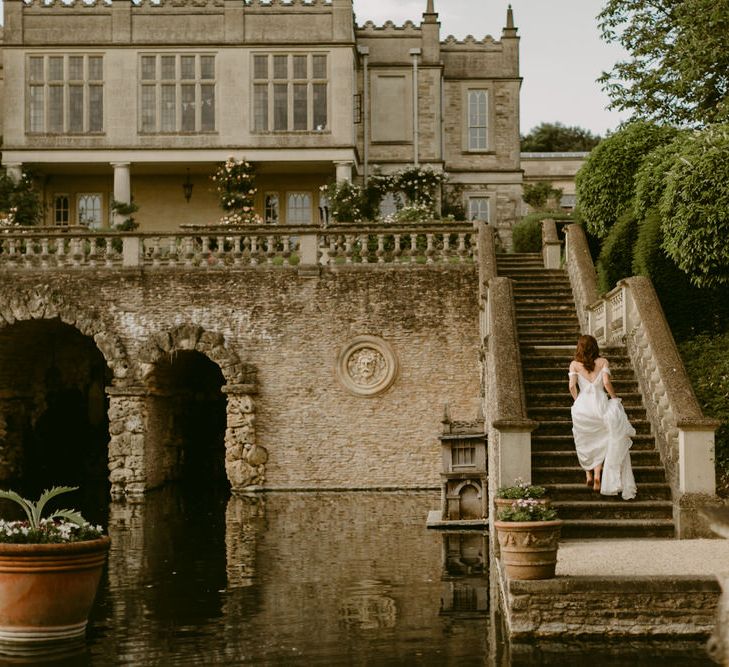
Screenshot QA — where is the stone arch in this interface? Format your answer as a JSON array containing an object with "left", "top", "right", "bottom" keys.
[
  {"left": 135, "top": 324, "right": 266, "bottom": 494},
  {"left": 452, "top": 479, "right": 484, "bottom": 520},
  {"left": 0, "top": 284, "right": 131, "bottom": 382}
]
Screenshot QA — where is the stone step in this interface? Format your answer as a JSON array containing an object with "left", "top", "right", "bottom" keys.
[
  {"left": 519, "top": 335, "right": 584, "bottom": 345},
  {"left": 513, "top": 298, "right": 577, "bottom": 308},
  {"left": 533, "top": 420, "right": 652, "bottom": 436},
  {"left": 521, "top": 347, "right": 628, "bottom": 359},
  {"left": 523, "top": 369, "right": 636, "bottom": 383},
  {"left": 517, "top": 322, "right": 582, "bottom": 332},
  {"left": 542, "top": 482, "right": 672, "bottom": 501},
  {"left": 514, "top": 305, "right": 577, "bottom": 314},
  {"left": 531, "top": 433, "right": 657, "bottom": 452},
  {"left": 528, "top": 405, "right": 648, "bottom": 420},
  {"left": 512, "top": 284, "right": 573, "bottom": 293},
  {"left": 506, "top": 277, "right": 571, "bottom": 285},
  {"left": 527, "top": 392, "right": 643, "bottom": 408},
  {"left": 533, "top": 465, "right": 666, "bottom": 484},
  {"left": 559, "top": 519, "right": 675, "bottom": 539},
  {"left": 521, "top": 356, "right": 632, "bottom": 368},
  {"left": 533, "top": 450, "right": 662, "bottom": 468},
  {"left": 525, "top": 380, "right": 639, "bottom": 394},
  {"left": 551, "top": 500, "right": 674, "bottom": 521}
]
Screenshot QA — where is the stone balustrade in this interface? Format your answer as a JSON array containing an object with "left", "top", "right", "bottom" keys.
[
  {"left": 564, "top": 223, "right": 719, "bottom": 537},
  {"left": 0, "top": 223, "right": 476, "bottom": 271}
]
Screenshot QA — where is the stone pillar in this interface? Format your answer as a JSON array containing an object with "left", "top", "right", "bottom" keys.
[
  {"left": 223, "top": 385, "right": 268, "bottom": 493},
  {"left": 409, "top": 49, "right": 422, "bottom": 166},
  {"left": 111, "top": 162, "right": 131, "bottom": 226},
  {"left": 334, "top": 161, "right": 353, "bottom": 183},
  {"left": 5, "top": 163, "right": 23, "bottom": 184},
  {"left": 107, "top": 386, "right": 148, "bottom": 500}
]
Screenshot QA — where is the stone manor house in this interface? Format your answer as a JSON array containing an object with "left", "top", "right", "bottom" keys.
[{"left": 0, "top": 0, "right": 522, "bottom": 235}]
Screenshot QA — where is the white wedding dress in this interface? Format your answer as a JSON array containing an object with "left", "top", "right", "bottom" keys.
[{"left": 569, "top": 363, "right": 637, "bottom": 500}]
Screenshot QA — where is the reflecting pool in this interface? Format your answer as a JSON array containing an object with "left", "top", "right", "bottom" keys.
[{"left": 6, "top": 486, "right": 717, "bottom": 666}]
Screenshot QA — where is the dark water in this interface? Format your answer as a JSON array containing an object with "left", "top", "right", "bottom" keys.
[{"left": 0, "top": 487, "right": 716, "bottom": 667}]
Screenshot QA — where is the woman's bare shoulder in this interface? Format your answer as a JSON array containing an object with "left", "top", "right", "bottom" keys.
[{"left": 596, "top": 357, "right": 610, "bottom": 368}]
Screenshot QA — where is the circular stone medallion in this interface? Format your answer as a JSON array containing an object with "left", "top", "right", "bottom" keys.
[{"left": 337, "top": 335, "right": 398, "bottom": 397}]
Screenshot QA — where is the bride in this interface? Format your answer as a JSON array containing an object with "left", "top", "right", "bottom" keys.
[{"left": 568, "top": 334, "right": 637, "bottom": 500}]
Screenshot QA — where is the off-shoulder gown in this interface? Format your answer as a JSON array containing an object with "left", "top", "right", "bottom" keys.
[{"left": 569, "top": 365, "right": 637, "bottom": 500}]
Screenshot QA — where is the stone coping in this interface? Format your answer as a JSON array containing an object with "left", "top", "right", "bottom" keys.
[{"left": 508, "top": 575, "right": 720, "bottom": 595}]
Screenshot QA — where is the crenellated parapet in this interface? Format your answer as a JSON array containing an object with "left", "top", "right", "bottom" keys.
[
  {"left": 441, "top": 33, "right": 502, "bottom": 52},
  {"left": 356, "top": 19, "right": 421, "bottom": 35},
  {"left": 19, "top": 0, "right": 333, "bottom": 8}
]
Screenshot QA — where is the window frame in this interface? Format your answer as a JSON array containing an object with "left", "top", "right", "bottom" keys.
[
  {"left": 26, "top": 54, "right": 104, "bottom": 135},
  {"left": 285, "top": 191, "right": 313, "bottom": 225},
  {"left": 53, "top": 193, "right": 70, "bottom": 227},
  {"left": 461, "top": 83, "right": 493, "bottom": 154},
  {"left": 251, "top": 52, "right": 330, "bottom": 134},
  {"left": 138, "top": 53, "right": 217, "bottom": 135},
  {"left": 76, "top": 192, "right": 104, "bottom": 229},
  {"left": 468, "top": 196, "right": 490, "bottom": 222}
]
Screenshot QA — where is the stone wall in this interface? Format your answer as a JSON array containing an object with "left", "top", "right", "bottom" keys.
[
  {"left": 501, "top": 567, "right": 720, "bottom": 639},
  {"left": 0, "top": 265, "right": 480, "bottom": 495}
]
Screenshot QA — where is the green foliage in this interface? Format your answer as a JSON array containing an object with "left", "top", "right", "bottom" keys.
[
  {"left": 596, "top": 211, "right": 639, "bottom": 293},
  {"left": 0, "top": 172, "right": 43, "bottom": 226},
  {"left": 111, "top": 199, "right": 140, "bottom": 231},
  {"left": 511, "top": 217, "right": 542, "bottom": 253},
  {"left": 633, "top": 135, "right": 688, "bottom": 221},
  {"left": 633, "top": 211, "right": 729, "bottom": 339},
  {"left": 441, "top": 183, "right": 466, "bottom": 220},
  {"left": 575, "top": 121, "right": 679, "bottom": 238},
  {"left": 523, "top": 181, "right": 563, "bottom": 211},
  {"left": 521, "top": 122, "right": 601, "bottom": 152},
  {"left": 212, "top": 157, "right": 261, "bottom": 225},
  {"left": 393, "top": 166, "right": 447, "bottom": 214},
  {"left": 0, "top": 486, "right": 85, "bottom": 530},
  {"left": 678, "top": 333, "right": 729, "bottom": 490},
  {"left": 360, "top": 172, "right": 395, "bottom": 221},
  {"left": 598, "top": 0, "right": 729, "bottom": 126},
  {"left": 497, "top": 499, "right": 558, "bottom": 522},
  {"left": 660, "top": 125, "right": 729, "bottom": 287},
  {"left": 497, "top": 480, "right": 547, "bottom": 500},
  {"left": 321, "top": 180, "right": 364, "bottom": 223}
]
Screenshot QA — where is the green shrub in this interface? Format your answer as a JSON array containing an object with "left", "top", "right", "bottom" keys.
[
  {"left": 678, "top": 333, "right": 729, "bottom": 494},
  {"left": 575, "top": 121, "right": 679, "bottom": 239},
  {"left": 633, "top": 135, "right": 688, "bottom": 222},
  {"left": 596, "top": 211, "right": 639, "bottom": 293},
  {"left": 511, "top": 217, "right": 542, "bottom": 253},
  {"left": 632, "top": 211, "right": 729, "bottom": 339},
  {"left": 660, "top": 125, "right": 729, "bottom": 287}
]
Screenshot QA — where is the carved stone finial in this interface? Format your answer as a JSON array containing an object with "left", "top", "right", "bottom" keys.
[{"left": 503, "top": 4, "right": 518, "bottom": 37}]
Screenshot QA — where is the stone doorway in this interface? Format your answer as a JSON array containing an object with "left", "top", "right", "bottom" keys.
[
  {"left": 0, "top": 318, "right": 111, "bottom": 495},
  {"left": 146, "top": 350, "right": 228, "bottom": 488}
]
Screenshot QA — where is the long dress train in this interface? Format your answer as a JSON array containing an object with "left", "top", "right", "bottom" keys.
[{"left": 569, "top": 366, "right": 637, "bottom": 500}]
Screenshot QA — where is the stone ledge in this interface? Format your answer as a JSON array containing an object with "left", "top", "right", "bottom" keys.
[{"left": 508, "top": 574, "right": 720, "bottom": 595}]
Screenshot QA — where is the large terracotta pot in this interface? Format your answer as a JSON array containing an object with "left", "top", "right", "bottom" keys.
[
  {"left": 494, "top": 520, "right": 562, "bottom": 580},
  {"left": 0, "top": 536, "right": 110, "bottom": 644}
]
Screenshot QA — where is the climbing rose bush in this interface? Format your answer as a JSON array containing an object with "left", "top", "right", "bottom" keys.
[{"left": 212, "top": 157, "right": 262, "bottom": 225}]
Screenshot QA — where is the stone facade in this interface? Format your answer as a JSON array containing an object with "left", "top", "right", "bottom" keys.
[
  {"left": 0, "top": 0, "right": 521, "bottom": 235},
  {"left": 0, "top": 265, "right": 481, "bottom": 497}
]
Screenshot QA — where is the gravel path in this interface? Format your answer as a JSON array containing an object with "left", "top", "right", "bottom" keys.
[{"left": 556, "top": 538, "right": 729, "bottom": 578}]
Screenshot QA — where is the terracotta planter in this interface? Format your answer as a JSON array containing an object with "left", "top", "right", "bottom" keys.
[
  {"left": 0, "top": 536, "right": 110, "bottom": 644},
  {"left": 494, "top": 519, "right": 562, "bottom": 580}
]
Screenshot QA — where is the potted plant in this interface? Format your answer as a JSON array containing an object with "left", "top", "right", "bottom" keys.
[
  {"left": 495, "top": 478, "right": 550, "bottom": 515},
  {"left": 0, "top": 486, "right": 109, "bottom": 646},
  {"left": 494, "top": 499, "right": 562, "bottom": 580}
]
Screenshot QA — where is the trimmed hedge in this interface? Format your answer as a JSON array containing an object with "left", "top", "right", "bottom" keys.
[
  {"left": 596, "top": 211, "right": 639, "bottom": 293},
  {"left": 511, "top": 216, "right": 542, "bottom": 253},
  {"left": 633, "top": 211, "right": 729, "bottom": 340},
  {"left": 678, "top": 333, "right": 729, "bottom": 493}
]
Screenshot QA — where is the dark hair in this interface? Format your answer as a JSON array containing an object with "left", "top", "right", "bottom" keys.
[{"left": 575, "top": 334, "right": 600, "bottom": 372}]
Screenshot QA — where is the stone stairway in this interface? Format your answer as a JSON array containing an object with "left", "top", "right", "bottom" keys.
[{"left": 496, "top": 252, "right": 675, "bottom": 538}]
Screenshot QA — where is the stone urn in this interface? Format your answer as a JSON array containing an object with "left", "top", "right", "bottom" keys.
[
  {"left": 0, "top": 536, "right": 110, "bottom": 645},
  {"left": 493, "top": 519, "right": 563, "bottom": 580}
]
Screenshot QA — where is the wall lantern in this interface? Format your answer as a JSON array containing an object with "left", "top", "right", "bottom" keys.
[{"left": 182, "top": 169, "right": 194, "bottom": 203}]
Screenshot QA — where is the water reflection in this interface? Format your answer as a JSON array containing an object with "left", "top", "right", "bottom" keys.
[{"left": 87, "top": 487, "right": 489, "bottom": 666}]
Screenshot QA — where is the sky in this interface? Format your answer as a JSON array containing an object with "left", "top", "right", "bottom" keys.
[
  {"left": 353, "top": 0, "right": 630, "bottom": 137},
  {"left": 0, "top": 0, "right": 629, "bottom": 137}
]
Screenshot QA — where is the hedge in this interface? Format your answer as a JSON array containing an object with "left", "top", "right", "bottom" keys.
[{"left": 596, "top": 211, "right": 639, "bottom": 293}]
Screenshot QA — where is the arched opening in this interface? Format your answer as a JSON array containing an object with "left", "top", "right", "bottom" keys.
[
  {"left": 146, "top": 350, "right": 227, "bottom": 488},
  {"left": 0, "top": 319, "right": 111, "bottom": 498}
]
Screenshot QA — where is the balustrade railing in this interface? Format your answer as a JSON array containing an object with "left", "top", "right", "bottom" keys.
[{"left": 0, "top": 223, "right": 476, "bottom": 270}]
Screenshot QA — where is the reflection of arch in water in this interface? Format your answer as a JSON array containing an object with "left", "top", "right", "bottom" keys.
[
  {"left": 138, "top": 324, "right": 265, "bottom": 492},
  {"left": 225, "top": 495, "right": 268, "bottom": 588},
  {"left": 0, "top": 317, "right": 112, "bottom": 494}
]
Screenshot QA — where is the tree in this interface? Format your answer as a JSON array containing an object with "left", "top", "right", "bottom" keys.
[
  {"left": 521, "top": 122, "right": 601, "bottom": 152},
  {"left": 522, "top": 181, "right": 563, "bottom": 210},
  {"left": 598, "top": 0, "right": 729, "bottom": 126},
  {"left": 660, "top": 125, "right": 729, "bottom": 287},
  {"left": 0, "top": 172, "right": 43, "bottom": 226},
  {"left": 574, "top": 121, "right": 678, "bottom": 238}
]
